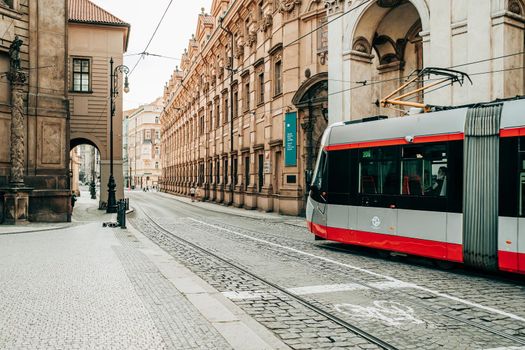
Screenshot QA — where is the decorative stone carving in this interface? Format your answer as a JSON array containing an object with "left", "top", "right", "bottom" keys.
[
  {"left": 9, "top": 87, "right": 24, "bottom": 185},
  {"left": 324, "top": 0, "right": 344, "bottom": 15},
  {"left": 508, "top": 0, "right": 523, "bottom": 15},
  {"left": 279, "top": 0, "right": 301, "bottom": 13},
  {"left": 352, "top": 36, "right": 371, "bottom": 54},
  {"left": 6, "top": 36, "right": 26, "bottom": 186},
  {"left": 235, "top": 36, "right": 245, "bottom": 58},
  {"left": 247, "top": 31, "right": 257, "bottom": 47},
  {"left": 260, "top": 14, "right": 273, "bottom": 32},
  {"left": 318, "top": 51, "right": 328, "bottom": 65}
]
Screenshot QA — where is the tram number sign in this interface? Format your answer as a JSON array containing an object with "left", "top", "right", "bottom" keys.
[{"left": 285, "top": 112, "right": 297, "bottom": 167}]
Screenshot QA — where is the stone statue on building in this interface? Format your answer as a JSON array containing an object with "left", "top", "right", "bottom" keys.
[{"left": 9, "top": 35, "right": 22, "bottom": 72}]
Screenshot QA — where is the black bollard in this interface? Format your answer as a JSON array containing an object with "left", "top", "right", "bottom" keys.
[{"left": 119, "top": 199, "right": 127, "bottom": 229}]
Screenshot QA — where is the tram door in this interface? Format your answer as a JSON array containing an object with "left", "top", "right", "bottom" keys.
[
  {"left": 463, "top": 104, "right": 502, "bottom": 271},
  {"left": 309, "top": 151, "right": 328, "bottom": 233}
]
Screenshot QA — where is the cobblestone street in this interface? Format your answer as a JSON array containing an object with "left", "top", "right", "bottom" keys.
[
  {"left": 1, "top": 191, "right": 525, "bottom": 349},
  {"left": 129, "top": 191, "right": 525, "bottom": 350}
]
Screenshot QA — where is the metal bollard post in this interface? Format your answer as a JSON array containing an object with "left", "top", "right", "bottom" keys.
[
  {"left": 116, "top": 200, "right": 122, "bottom": 227},
  {"left": 120, "top": 199, "right": 127, "bottom": 229}
]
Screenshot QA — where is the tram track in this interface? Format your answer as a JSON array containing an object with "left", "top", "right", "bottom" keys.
[
  {"left": 136, "top": 205, "right": 397, "bottom": 350},
  {"left": 183, "top": 216, "right": 525, "bottom": 345},
  {"left": 130, "top": 195, "right": 525, "bottom": 349}
]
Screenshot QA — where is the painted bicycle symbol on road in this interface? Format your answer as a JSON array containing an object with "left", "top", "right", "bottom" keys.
[{"left": 335, "top": 300, "right": 424, "bottom": 327}]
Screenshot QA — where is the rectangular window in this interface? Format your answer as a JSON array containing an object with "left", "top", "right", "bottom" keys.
[
  {"left": 145, "top": 130, "right": 151, "bottom": 141},
  {"left": 327, "top": 150, "right": 351, "bottom": 203},
  {"left": 224, "top": 158, "right": 228, "bottom": 184},
  {"left": 233, "top": 91, "right": 239, "bottom": 118},
  {"left": 244, "top": 81, "right": 250, "bottom": 112},
  {"left": 199, "top": 163, "right": 205, "bottom": 186},
  {"left": 233, "top": 157, "right": 238, "bottom": 186},
  {"left": 215, "top": 100, "right": 220, "bottom": 127},
  {"left": 274, "top": 60, "right": 282, "bottom": 96},
  {"left": 258, "top": 154, "right": 264, "bottom": 192},
  {"left": 208, "top": 107, "right": 213, "bottom": 131},
  {"left": 258, "top": 73, "right": 264, "bottom": 105},
  {"left": 258, "top": 1, "right": 264, "bottom": 20},
  {"left": 245, "top": 156, "right": 250, "bottom": 190},
  {"left": 359, "top": 147, "right": 399, "bottom": 195},
  {"left": 216, "top": 160, "right": 220, "bottom": 184},
  {"left": 199, "top": 115, "right": 205, "bottom": 135},
  {"left": 518, "top": 138, "right": 525, "bottom": 217},
  {"left": 401, "top": 144, "right": 448, "bottom": 197},
  {"left": 72, "top": 58, "right": 90, "bottom": 92},
  {"left": 223, "top": 97, "right": 229, "bottom": 124},
  {"left": 155, "top": 131, "right": 160, "bottom": 140}
]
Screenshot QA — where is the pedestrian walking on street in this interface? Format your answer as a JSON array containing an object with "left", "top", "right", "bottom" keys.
[{"left": 190, "top": 186, "right": 196, "bottom": 202}]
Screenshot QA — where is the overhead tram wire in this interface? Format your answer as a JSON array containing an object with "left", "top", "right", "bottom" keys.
[
  {"left": 167, "top": 53, "right": 525, "bottom": 119},
  {"left": 165, "top": 0, "right": 375, "bottom": 113},
  {"left": 129, "top": 0, "right": 175, "bottom": 76},
  {"left": 125, "top": 52, "right": 181, "bottom": 61}
]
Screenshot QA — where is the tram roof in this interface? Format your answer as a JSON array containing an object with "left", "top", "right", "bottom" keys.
[{"left": 327, "top": 97, "right": 525, "bottom": 147}]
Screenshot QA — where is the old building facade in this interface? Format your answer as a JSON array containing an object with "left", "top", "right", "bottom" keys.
[
  {"left": 127, "top": 99, "right": 162, "bottom": 190},
  {"left": 161, "top": 0, "right": 328, "bottom": 215},
  {"left": 327, "top": 0, "right": 525, "bottom": 123},
  {"left": 68, "top": 0, "right": 130, "bottom": 209},
  {"left": 0, "top": 0, "right": 70, "bottom": 223}
]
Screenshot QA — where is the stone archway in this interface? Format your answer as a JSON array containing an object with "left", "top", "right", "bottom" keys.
[
  {"left": 70, "top": 137, "right": 102, "bottom": 208},
  {"left": 348, "top": 0, "right": 425, "bottom": 118},
  {"left": 292, "top": 73, "right": 328, "bottom": 212}
]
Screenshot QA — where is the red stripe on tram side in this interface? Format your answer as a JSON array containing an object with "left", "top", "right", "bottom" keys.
[
  {"left": 499, "top": 251, "right": 525, "bottom": 275},
  {"left": 324, "top": 133, "right": 464, "bottom": 151},
  {"left": 500, "top": 127, "right": 525, "bottom": 138},
  {"left": 308, "top": 222, "right": 463, "bottom": 263}
]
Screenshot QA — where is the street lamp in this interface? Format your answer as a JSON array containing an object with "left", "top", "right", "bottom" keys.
[{"left": 107, "top": 57, "right": 130, "bottom": 213}]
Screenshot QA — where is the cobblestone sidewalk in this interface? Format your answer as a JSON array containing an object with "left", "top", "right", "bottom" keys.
[{"left": 0, "top": 194, "right": 287, "bottom": 349}]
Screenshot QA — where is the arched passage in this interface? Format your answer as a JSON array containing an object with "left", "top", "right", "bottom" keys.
[
  {"left": 293, "top": 73, "right": 328, "bottom": 212},
  {"left": 348, "top": 0, "right": 425, "bottom": 118},
  {"left": 69, "top": 137, "right": 102, "bottom": 209}
]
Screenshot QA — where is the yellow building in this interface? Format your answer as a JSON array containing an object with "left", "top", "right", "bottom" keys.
[
  {"left": 161, "top": 0, "right": 328, "bottom": 216},
  {"left": 68, "top": 0, "right": 130, "bottom": 209},
  {"left": 126, "top": 99, "right": 163, "bottom": 190}
]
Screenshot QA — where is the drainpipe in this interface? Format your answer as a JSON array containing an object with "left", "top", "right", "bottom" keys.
[{"left": 218, "top": 16, "right": 235, "bottom": 203}]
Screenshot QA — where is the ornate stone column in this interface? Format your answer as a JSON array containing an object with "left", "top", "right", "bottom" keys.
[{"left": 1, "top": 36, "right": 32, "bottom": 225}]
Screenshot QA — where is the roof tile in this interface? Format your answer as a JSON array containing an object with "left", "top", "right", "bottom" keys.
[{"left": 68, "top": 0, "right": 129, "bottom": 26}]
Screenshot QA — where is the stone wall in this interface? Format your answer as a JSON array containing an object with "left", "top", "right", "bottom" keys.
[{"left": 0, "top": 0, "right": 70, "bottom": 223}]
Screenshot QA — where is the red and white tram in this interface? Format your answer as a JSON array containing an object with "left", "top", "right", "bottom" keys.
[{"left": 306, "top": 97, "right": 525, "bottom": 274}]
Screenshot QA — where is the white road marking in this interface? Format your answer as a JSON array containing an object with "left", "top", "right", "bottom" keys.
[
  {"left": 189, "top": 218, "right": 525, "bottom": 323},
  {"left": 222, "top": 291, "right": 271, "bottom": 300},
  {"left": 335, "top": 300, "right": 425, "bottom": 327},
  {"left": 287, "top": 283, "right": 368, "bottom": 295},
  {"left": 370, "top": 280, "right": 416, "bottom": 290},
  {"left": 286, "top": 281, "right": 415, "bottom": 296}
]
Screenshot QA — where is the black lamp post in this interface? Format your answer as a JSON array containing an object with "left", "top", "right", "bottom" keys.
[{"left": 107, "top": 57, "right": 130, "bottom": 213}]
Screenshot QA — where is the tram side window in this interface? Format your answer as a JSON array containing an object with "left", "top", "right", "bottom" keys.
[
  {"left": 401, "top": 144, "right": 447, "bottom": 197},
  {"left": 359, "top": 147, "right": 398, "bottom": 195},
  {"left": 518, "top": 138, "right": 525, "bottom": 216},
  {"left": 312, "top": 150, "right": 327, "bottom": 191},
  {"left": 327, "top": 150, "right": 351, "bottom": 194}
]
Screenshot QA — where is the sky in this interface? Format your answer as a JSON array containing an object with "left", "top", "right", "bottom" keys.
[{"left": 91, "top": 0, "right": 213, "bottom": 110}]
